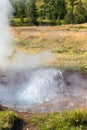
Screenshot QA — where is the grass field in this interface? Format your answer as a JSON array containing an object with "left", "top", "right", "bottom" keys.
[
  {"left": 29, "top": 109, "right": 87, "bottom": 130},
  {"left": 1, "top": 109, "right": 87, "bottom": 130},
  {"left": 12, "top": 24, "right": 87, "bottom": 72}
]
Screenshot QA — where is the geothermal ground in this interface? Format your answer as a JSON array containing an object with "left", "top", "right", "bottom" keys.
[
  {"left": 0, "top": 68, "right": 87, "bottom": 113},
  {"left": 0, "top": 70, "right": 87, "bottom": 130},
  {"left": 0, "top": 1, "right": 87, "bottom": 130},
  {"left": 0, "top": 24, "right": 87, "bottom": 130},
  {"left": 0, "top": 24, "right": 87, "bottom": 112}
]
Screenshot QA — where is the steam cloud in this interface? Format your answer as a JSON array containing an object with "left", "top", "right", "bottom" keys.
[{"left": 0, "top": 0, "right": 55, "bottom": 69}]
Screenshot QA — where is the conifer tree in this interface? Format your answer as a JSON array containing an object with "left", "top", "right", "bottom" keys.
[
  {"left": 25, "top": 0, "right": 37, "bottom": 25},
  {"left": 74, "top": 0, "right": 85, "bottom": 23},
  {"left": 69, "top": 0, "right": 79, "bottom": 23}
]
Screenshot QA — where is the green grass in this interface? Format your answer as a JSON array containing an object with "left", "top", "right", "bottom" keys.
[
  {"left": 1, "top": 110, "right": 87, "bottom": 130},
  {"left": 29, "top": 110, "right": 87, "bottom": 130},
  {"left": 0, "top": 111, "right": 20, "bottom": 130}
]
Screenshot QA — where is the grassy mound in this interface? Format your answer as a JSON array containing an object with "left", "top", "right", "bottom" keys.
[
  {"left": 1, "top": 109, "right": 87, "bottom": 130},
  {"left": 29, "top": 110, "right": 87, "bottom": 130},
  {"left": 0, "top": 111, "right": 19, "bottom": 130}
]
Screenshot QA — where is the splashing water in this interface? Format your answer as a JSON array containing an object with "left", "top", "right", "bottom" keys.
[
  {"left": 16, "top": 68, "right": 63, "bottom": 109},
  {"left": 0, "top": 0, "right": 60, "bottom": 112},
  {"left": 0, "top": 0, "right": 87, "bottom": 113},
  {"left": 0, "top": 68, "right": 63, "bottom": 111}
]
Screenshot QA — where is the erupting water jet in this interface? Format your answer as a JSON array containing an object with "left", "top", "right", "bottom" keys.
[
  {"left": 0, "top": 0, "right": 63, "bottom": 112},
  {"left": 0, "top": 0, "right": 87, "bottom": 113},
  {"left": 0, "top": 67, "right": 63, "bottom": 111}
]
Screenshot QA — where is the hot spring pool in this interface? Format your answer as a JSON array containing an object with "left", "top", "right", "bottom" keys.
[{"left": 0, "top": 67, "right": 87, "bottom": 113}]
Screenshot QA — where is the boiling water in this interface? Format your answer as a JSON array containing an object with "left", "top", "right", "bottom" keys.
[
  {"left": 0, "top": 68, "right": 87, "bottom": 113},
  {"left": 0, "top": 67, "right": 63, "bottom": 111},
  {"left": 0, "top": 0, "right": 64, "bottom": 112}
]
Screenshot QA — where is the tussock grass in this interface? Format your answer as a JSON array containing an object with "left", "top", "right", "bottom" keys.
[
  {"left": 0, "top": 111, "right": 19, "bottom": 130},
  {"left": 12, "top": 24, "right": 87, "bottom": 72},
  {"left": 29, "top": 109, "right": 87, "bottom": 130}
]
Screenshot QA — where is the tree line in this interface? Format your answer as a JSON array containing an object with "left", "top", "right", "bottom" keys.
[{"left": 10, "top": 0, "right": 87, "bottom": 26}]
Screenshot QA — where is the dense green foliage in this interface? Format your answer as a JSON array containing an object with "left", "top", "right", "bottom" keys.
[
  {"left": 10, "top": 0, "right": 87, "bottom": 26},
  {"left": 29, "top": 110, "right": 87, "bottom": 130}
]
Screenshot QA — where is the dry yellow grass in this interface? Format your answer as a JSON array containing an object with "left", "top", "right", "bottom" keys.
[{"left": 12, "top": 24, "right": 87, "bottom": 72}]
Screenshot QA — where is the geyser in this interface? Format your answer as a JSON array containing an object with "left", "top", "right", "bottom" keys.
[
  {"left": 0, "top": 0, "right": 63, "bottom": 112},
  {"left": 0, "top": 67, "right": 63, "bottom": 111},
  {"left": 1, "top": 0, "right": 87, "bottom": 113}
]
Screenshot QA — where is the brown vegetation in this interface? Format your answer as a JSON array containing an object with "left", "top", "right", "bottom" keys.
[{"left": 12, "top": 24, "right": 87, "bottom": 72}]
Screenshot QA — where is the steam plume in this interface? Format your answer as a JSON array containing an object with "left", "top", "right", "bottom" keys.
[
  {"left": 0, "top": 0, "right": 13, "bottom": 66},
  {"left": 0, "top": 0, "right": 60, "bottom": 113},
  {"left": 0, "top": 0, "right": 55, "bottom": 70}
]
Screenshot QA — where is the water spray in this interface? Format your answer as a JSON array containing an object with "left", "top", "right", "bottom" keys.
[{"left": 0, "top": 0, "right": 63, "bottom": 112}]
